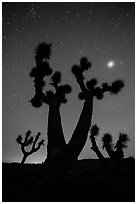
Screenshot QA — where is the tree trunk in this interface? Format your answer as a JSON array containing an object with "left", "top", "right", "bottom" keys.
[
  {"left": 105, "top": 147, "right": 115, "bottom": 159},
  {"left": 67, "top": 96, "right": 94, "bottom": 160},
  {"left": 47, "top": 104, "right": 66, "bottom": 160},
  {"left": 94, "top": 148, "right": 104, "bottom": 160},
  {"left": 21, "top": 154, "right": 28, "bottom": 164},
  {"left": 91, "top": 138, "right": 104, "bottom": 160}
]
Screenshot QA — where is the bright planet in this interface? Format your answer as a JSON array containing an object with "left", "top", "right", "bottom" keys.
[{"left": 107, "top": 61, "right": 115, "bottom": 68}]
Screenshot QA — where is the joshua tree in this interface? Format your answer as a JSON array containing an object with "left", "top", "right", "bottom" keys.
[
  {"left": 102, "top": 133, "right": 129, "bottom": 160},
  {"left": 89, "top": 124, "right": 104, "bottom": 160},
  {"left": 29, "top": 43, "right": 71, "bottom": 161},
  {"left": 66, "top": 57, "right": 124, "bottom": 161},
  {"left": 29, "top": 42, "right": 124, "bottom": 164},
  {"left": 16, "top": 130, "right": 44, "bottom": 164},
  {"left": 102, "top": 132, "right": 129, "bottom": 175}
]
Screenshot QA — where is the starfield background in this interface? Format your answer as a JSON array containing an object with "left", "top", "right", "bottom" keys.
[{"left": 2, "top": 2, "right": 135, "bottom": 202}]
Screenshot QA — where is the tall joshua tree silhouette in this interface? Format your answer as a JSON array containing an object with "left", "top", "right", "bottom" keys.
[
  {"left": 29, "top": 43, "right": 71, "bottom": 161},
  {"left": 29, "top": 42, "right": 124, "bottom": 164},
  {"left": 102, "top": 133, "right": 129, "bottom": 160},
  {"left": 16, "top": 130, "right": 44, "bottom": 164},
  {"left": 66, "top": 57, "right": 124, "bottom": 161}
]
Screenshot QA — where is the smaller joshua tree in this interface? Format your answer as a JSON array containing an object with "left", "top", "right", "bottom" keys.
[
  {"left": 102, "top": 132, "right": 129, "bottom": 160},
  {"left": 90, "top": 126, "right": 130, "bottom": 174},
  {"left": 16, "top": 130, "right": 44, "bottom": 164},
  {"left": 102, "top": 133, "right": 129, "bottom": 174}
]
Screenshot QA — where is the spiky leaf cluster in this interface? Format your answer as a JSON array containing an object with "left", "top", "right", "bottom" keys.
[
  {"left": 16, "top": 130, "right": 33, "bottom": 146},
  {"left": 101, "top": 80, "right": 124, "bottom": 95},
  {"left": 90, "top": 124, "right": 99, "bottom": 139},
  {"left": 51, "top": 71, "right": 61, "bottom": 86},
  {"left": 72, "top": 57, "right": 92, "bottom": 92},
  {"left": 89, "top": 124, "right": 100, "bottom": 153},
  {"left": 72, "top": 57, "right": 96, "bottom": 100},
  {"left": 78, "top": 92, "right": 87, "bottom": 100},
  {"left": 93, "top": 87, "right": 104, "bottom": 100},
  {"left": 49, "top": 71, "right": 72, "bottom": 104},
  {"left": 30, "top": 94, "right": 44, "bottom": 108},
  {"left": 102, "top": 133, "right": 113, "bottom": 149},
  {"left": 86, "top": 78, "right": 98, "bottom": 90},
  {"left": 80, "top": 57, "right": 92, "bottom": 71},
  {"left": 115, "top": 133, "right": 129, "bottom": 149},
  {"left": 93, "top": 79, "right": 124, "bottom": 100},
  {"left": 72, "top": 57, "right": 91, "bottom": 76},
  {"left": 29, "top": 62, "right": 53, "bottom": 107},
  {"left": 35, "top": 42, "right": 52, "bottom": 64},
  {"left": 56, "top": 85, "right": 72, "bottom": 104},
  {"left": 30, "top": 63, "right": 52, "bottom": 79},
  {"left": 72, "top": 57, "right": 124, "bottom": 101},
  {"left": 30, "top": 43, "right": 72, "bottom": 107},
  {"left": 111, "top": 80, "right": 124, "bottom": 94},
  {"left": 119, "top": 133, "right": 129, "bottom": 142},
  {"left": 30, "top": 43, "right": 53, "bottom": 108}
]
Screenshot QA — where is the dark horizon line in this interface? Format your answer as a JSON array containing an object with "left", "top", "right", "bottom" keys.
[{"left": 2, "top": 156, "right": 135, "bottom": 164}]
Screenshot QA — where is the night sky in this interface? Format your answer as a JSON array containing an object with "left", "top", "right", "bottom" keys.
[{"left": 2, "top": 2, "right": 135, "bottom": 163}]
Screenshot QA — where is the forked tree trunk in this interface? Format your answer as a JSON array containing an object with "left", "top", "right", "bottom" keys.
[{"left": 105, "top": 147, "right": 115, "bottom": 160}]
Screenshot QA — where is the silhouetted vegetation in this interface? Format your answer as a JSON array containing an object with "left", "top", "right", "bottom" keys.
[
  {"left": 89, "top": 124, "right": 129, "bottom": 162},
  {"left": 89, "top": 124, "right": 130, "bottom": 175},
  {"left": 67, "top": 56, "right": 124, "bottom": 161},
  {"left": 102, "top": 132, "right": 129, "bottom": 161},
  {"left": 114, "top": 133, "right": 129, "bottom": 159},
  {"left": 90, "top": 124, "right": 104, "bottom": 160},
  {"left": 16, "top": 130, "right": 44, "bottom": 164},
  {"left": 3, "top": 42, "right": 134, "bottom": 202},
  {"left": 30, "top": 43, "right": 72, "bottom": 161},
  {"left": 29, "top": 42, "right": 125, "bottom": 166}
]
